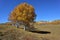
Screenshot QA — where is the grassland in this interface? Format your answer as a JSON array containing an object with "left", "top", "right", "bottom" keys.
[
  {"left": 0, "top": 23, "right": 60, "bottom": 40},
  {"left": 34, "top": 24, "right": 60, "bottom": 40}
]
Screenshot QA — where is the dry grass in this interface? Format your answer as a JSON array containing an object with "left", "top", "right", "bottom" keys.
[
  {"left": 0, "top": 25, "right": 45, "bottom": 40},
  {"left": 0, "top": 24, "right": 60, "bottom": 40},
  {"left": 34, "top": 24, "right": 60, "bottom": 40}
]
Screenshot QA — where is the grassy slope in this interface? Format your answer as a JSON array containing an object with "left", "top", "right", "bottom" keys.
[
  {"left": 0, "top": 24, "right": 60, "bottom": 40},
  {"left": 34, "top": 24, "right": 60, "bottom": 40},
  {"left": 0, "top": 25, "right": 49, "bottom": 40}
]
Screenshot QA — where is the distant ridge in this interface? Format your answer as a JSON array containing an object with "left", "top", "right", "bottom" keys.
[{"left": 0, "top": 20, "right": 60, "bottom": 25}]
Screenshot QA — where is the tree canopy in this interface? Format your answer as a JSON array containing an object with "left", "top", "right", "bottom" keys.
[{"left": 8, "top": 3, "right": 36, "bottom": 29}]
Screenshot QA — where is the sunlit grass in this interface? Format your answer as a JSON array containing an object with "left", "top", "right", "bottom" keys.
[{"left": 0, "top": 23, "right": 60, "bottom": 40}]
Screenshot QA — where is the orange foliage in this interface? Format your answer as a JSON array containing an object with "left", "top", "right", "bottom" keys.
[{"left": 8, "top": 3, "right": 36, "bottom": 26}]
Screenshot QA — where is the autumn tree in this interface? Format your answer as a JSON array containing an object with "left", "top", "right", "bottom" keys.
[{"left": 8, "top": 3, "right": 36, "bottom": 30}]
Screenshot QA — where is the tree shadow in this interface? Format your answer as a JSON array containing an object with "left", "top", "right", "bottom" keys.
[{"left": 29, "top": 30, "right": 51, "bottom": 34}]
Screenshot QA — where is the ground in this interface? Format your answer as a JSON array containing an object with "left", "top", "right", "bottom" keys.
[{"left": 0, "top": 23, "right": 60, "bottom": 40}]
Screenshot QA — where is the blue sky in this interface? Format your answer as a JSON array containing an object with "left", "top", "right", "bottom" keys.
[{"left": 0, "top": 0, "right": 60, "bottom": 23}]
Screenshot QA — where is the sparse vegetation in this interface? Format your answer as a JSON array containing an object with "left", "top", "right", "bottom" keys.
[
  {"left": 0, "top": 25, "right": 52, "bottom": 40},
  {"left": 0, "top": 21, "right": 60, "bottom": 40}
]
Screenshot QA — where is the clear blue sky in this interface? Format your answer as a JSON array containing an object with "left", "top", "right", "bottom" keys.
[{"left": 0, "top": 0, "right": 60, "bottom": 23}]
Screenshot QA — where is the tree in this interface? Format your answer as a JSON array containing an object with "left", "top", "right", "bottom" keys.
[{"left": 8, "top": 3, "right": 36, "bottom": 30}]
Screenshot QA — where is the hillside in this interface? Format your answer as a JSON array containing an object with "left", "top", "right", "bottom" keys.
[
  {"left": 36, "top": 20, "right": 60, "bottom": 25},
  {"left": 0, "top": 25, "right": 51, "bottom": 40},
  {"left": 0, "top": 22, "right": 60, "bottom": 40}
]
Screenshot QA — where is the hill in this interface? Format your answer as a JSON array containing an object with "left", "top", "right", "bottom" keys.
[
  {"left": 0, "top": 20, "right": 60, "bottom": 40},
  {"left": 0, "top": 25, "right": 51, "bottom": 40}
]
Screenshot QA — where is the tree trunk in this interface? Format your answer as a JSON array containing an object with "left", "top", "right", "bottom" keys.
[
  {"left": 15, "top": 24, "right": 19, "bottom": 28},
  {"left": 24, "top": 26, "right": 26, "bottom": 31},
  {"left": 12, "top": 23, "right": 15, "bottom": 26},
  {"left": 15, "top": 22, "right": 20, "bottom": 28}
]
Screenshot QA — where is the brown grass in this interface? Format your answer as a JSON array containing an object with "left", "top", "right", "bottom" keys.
[{"left": 0, "top": 23, "right": 60, "bottom": 40}]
